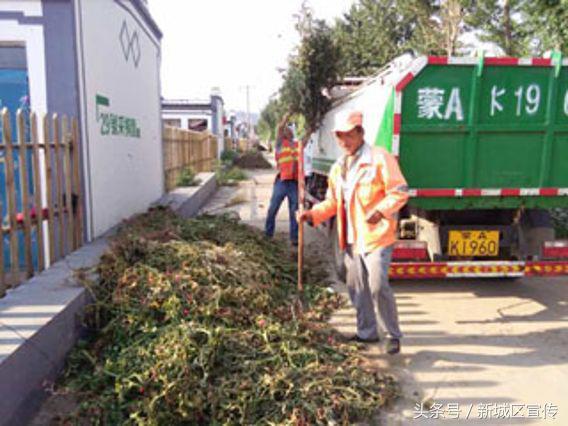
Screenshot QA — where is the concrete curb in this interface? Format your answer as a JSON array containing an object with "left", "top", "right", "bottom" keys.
[
  {"left": 0, "top": 172, "right": 217, "bottom": 426},
  {"left": 156, "top": 172, "right": 217, "bottom": 217},
  {"left": 0, "top": 239, "right": 109, "bottom": 426}
]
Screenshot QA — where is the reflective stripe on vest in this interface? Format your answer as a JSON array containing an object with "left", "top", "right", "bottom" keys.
[{"left": 277, "top": 139, "right": 299, "bottom": 180}]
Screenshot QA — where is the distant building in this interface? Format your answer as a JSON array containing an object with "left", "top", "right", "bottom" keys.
[{"left": 162, "top": 92, "right": 225, "bottom": 157}]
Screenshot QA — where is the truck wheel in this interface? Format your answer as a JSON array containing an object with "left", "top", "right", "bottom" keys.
[{"left": 330, "top": 221, "right": 347, "bottom": 282}]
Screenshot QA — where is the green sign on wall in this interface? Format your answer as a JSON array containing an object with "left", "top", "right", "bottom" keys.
[{"left": 96, "top": 94, "right": 141, "bottom": 138}]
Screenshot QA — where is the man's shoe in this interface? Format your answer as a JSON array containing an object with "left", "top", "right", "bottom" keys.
[
  {"left": 348, "top": 334, "right": 380, "bottom": 344},
  {"left": 386, "top": 338, "right": 401, "bottom": 355}
]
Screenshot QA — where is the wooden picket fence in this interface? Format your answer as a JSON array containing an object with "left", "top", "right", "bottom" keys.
[
  {"left": 237, "top": 138, "right": 250, "bottom": 152},
  {"left": 0, "top": 108, "right": 83, "bottom": 297},
  {"left": 163, "top": 126, "right": 218, "bottom": 192},
  {"left": 224, "top": 137, "right": 234, "bottom": 152}
]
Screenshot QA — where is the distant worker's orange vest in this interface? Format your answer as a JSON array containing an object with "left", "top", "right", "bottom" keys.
[{"left": 276, "top": 138, "right": 299, "bottom": 180}]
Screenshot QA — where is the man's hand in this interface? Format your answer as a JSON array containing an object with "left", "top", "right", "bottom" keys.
[
  {"left": 296, "top": 210, "right": 313, "bottom": 224},
  {"left": 366, "top": 209, "right": 384, "bottom": 225},
  {"left": 278, "top": 111, "right": 292, "bottom": 130}
]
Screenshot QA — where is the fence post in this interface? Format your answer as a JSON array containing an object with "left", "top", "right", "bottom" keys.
[
  {"left": 30, "top": 112, "right": 45, "bottom": 272},
  {"left": 2, "top": 108, "right": 20, "bottom": 284},
  {"left": 43, "top": 114, "right": 56, "bottom": 265},
  {"left": 72, "top": 118, "right": 84, "bottom": 249},
  {"left": 62, "top": 116, "right": 75, "bottom": 254},
  {"left": 17, "top": 110, "right": 34, "bottom": 278},
  {"left": 53, "top": 114, "right": 66, "bottom": 259}
]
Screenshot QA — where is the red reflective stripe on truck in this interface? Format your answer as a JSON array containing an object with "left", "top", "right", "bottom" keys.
[
  {"left": 393, "top": 114, "right": 401, "bottom": 135},
  {"left": 395, "top": 72, "right": 414, "bottom": 92},
  {"left": 389, "top": 260, "right": 568, "bottom": 279},
  {"left": 427, "top": 56, "right": 551, "bottom": 67},
  {"left": 525, "top": 261, "right": 568, "bottom": 276},
  {"left": 392, "top": 248, "right": 428, "bottom": 260},
  {"left": 462, "top": 189, "right": 483, "bottom": 197},
  {"left": 408, "top": 188, "right": 568, "bottom": 198},
  {"left": 393, "top": 241, "right": 429, "bottom": 261},
  {"left": 531, "top": 58, "right": 552, "bottom": 66},
  {"left": 542, "top": 241, "right": 568, "bottom": 259},
  {"left": 539, "top": 188, "right": 559, "bottom": 196},
  {"left": 389, "top": 262, "right": 448, "bottom": 279},
  {"left": 427, "top": 56, "right": 448, "bottom": 65},
  {"left": 501, "top": 188, "right": 521, "bottom": 196},
  {"left": 484, "top": 57, "right": 519, "bottom": 66},
  {"left": 416, "top": 189, "right": 456, "bottom": 197}
]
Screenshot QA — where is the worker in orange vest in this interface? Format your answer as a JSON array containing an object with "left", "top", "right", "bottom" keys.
[
  {"left": 297, "top": 111, "right": 409, "bottom": 354},
  {"left": 265, "top": 113, "right": 300, "bottom": 246}
]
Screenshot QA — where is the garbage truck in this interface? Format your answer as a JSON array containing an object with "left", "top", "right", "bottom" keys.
[{"left": 306, "top": 54, "right": 568, "bottom": 279}]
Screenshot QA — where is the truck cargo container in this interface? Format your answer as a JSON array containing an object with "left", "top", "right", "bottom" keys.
[{"left": 307, "top": 54, "right": 568, "bottom": 279}]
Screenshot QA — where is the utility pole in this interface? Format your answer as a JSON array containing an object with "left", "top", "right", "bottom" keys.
[
  {"left": 239, "top": 84, "right": 254, "bottom": 140},
  {"left": 246, "top": 85, "right": 251, "bottom": 138}
]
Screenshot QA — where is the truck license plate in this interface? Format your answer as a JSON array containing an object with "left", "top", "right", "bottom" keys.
[{"left": 448, "top": 230, "right": 499, "bottom": 257}]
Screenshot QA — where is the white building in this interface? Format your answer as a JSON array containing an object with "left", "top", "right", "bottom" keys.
[
  {"left": 0, "top": 0, "right": 164, "bottom": 240},
  {"left": 162, "top": 92, "right": 225, "bottom": 157}
]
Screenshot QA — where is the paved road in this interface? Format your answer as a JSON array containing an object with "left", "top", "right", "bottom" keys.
[{"left": 201, "top": 168, "right": 568, "bottom": 426}]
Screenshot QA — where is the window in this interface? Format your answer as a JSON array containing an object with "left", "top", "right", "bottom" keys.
[
  {"left": 188, "top": 118, "right": 208, "bottom": 132},
  {"left": 163, "top": 118, "right": 181, "bottom": 128}
]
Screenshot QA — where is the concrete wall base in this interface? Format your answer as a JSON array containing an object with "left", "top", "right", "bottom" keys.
[{"left": 156, "top": 172, "right": 217, "bottom": 218}]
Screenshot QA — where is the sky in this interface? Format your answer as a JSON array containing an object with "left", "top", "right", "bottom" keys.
[{"left": 147, "top": 0, "right": 357, "bottom": 116}]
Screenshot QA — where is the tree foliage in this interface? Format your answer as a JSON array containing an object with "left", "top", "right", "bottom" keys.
[
  {"left": 258, "top": 0, "right": 568, "bottom": 140},
  {"left": 465, "top": 0, "right": 529, "bottom": 56},
  {"left": 280, "top": 4, "right": 342, "bottom": 132},
  {"left": 332, "top": 0, "right": 405, "bottom": 76},
  {"left": 333, "top": 0, "right": 451, "bottom": 76},
  {"left": 257, "top": 98, "right": 283, "bottom": 141},
  {"left": 523, "top": 0, "right": 568, "bottom": 55}
]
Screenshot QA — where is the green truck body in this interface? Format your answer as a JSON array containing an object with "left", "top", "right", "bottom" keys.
[
  {"left": 312, "top": 54, "right": 568, "bottom": 210},
  {"left": 308, "top": 55, "right": 568, "bottom": 277}
]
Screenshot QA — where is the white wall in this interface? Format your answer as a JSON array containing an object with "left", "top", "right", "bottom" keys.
[
  {"left": 75, "top": 0, "right": 163, "bottom": 238},
  {"left": 317, "top": 77, "right": 393, "bottom": 163}
]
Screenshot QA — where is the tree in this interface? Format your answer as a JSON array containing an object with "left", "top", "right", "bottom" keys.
[
  {"left": 439, "top": 0, "right": 469, "bottom": 55},
  {"left": 332, "top": 0, "right": 403, "bottom": 76},
  {"left": 466, "top": 0, "right": 530, "bottom": 56},
  {"left": 279, "top": 3, "right": 342, "bottom": 132},
  {"left": 332, "top": 0, "right": 447, "bottom": 77},
  {"left": 400, "top": 0, "right": 447, "bottom": 56},
  {"left": 523, "top": 0, "right": 568, "bottom": 55},
  {"left": 257, "top": 98, "right": 284, "bottom": 142}
]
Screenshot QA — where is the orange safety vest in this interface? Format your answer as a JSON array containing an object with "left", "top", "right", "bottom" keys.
[
  {"left": 275, "top": 138, "right": 299, "bottom": 180},
  {"left": 310, "top": 145, "right": 409, "bottom": 253}
]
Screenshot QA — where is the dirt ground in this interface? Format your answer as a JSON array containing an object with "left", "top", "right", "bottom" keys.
[{"left": 202, "top": 168, "right": 568, "bottom": 426}]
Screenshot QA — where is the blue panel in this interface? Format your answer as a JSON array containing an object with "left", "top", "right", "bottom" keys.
[{"left": 0, "top": 68, "right": 37, "bottom": 270}]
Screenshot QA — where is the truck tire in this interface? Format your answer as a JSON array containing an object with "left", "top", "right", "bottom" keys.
[{"left": 330, "top": 220, "right": 347, "bottom": 282}]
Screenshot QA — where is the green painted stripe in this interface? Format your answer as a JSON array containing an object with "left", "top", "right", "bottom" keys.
[
  {"left": 375, "top": 88, "right": 394, "bottom": 152},
  {"left": 96, "top": 94, "right": 110, "bottom": 107}
]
